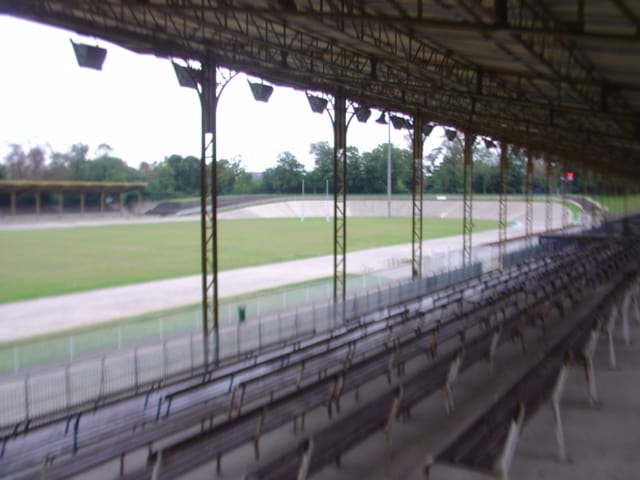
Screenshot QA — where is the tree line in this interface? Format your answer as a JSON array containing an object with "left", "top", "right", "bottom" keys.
[{"left": 0, "top": 137, "right": 589, "bottom": 202}]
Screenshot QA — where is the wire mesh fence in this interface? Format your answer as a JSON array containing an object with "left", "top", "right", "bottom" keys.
[
  {"left": 0, "top": 260, "right": 483, "bottom": 429},
  {"left": 0, "top": 272, "right": 398, "bottom": 375}
]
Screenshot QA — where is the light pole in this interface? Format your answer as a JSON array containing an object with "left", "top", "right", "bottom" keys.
[
  {"left": 301, "top": 175, "right": 305, "bottom": 222},
  {"left": 325, "top": 178, "right": 330, "bottom": 223}
]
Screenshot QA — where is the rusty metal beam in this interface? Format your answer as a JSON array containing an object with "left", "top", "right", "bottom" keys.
[
  {"left": 463, "top": 131, "right": 474, "bottom": 267},
  {"left": 498, "top": 142, "right": 508, "bottom": 268},
  {"left": 197, "top": 55, "right": 236, "bottom": 369},
  {"left": 526, "top": 152, "right": 534, "bottom": 244},
  {"left": 411, "top": 115, "right": 424, "bottom": 279},
  {"left": 333, "top": 88, "right": 347, "bottom": 315},
  {"left": 200, "top": 53, "right": 218, "bottom": 369},
  {"left": 562, "top": 161, "right": 569, "bottom": 229}
]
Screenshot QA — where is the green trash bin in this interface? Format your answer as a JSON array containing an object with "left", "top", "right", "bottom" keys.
[{"left": 238, "top": 305, "right": 246, "bottom": 323}]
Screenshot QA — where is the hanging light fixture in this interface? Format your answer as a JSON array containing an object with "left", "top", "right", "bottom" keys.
[
  {"left": 248, "top": 80, "right": 274, "bottom": 102},
  {"left": 172, "top": 62, "right": 200, "bottom": 89},
  {"left": 306, "top": 93, "right": 328, "bottom": 114},
  {"left": 422, "top": 123, "right": 435, "bottom": 137},
  {"left": 483, "top": 138, "right": 497, "bottom": 149},
  {"left": 390, "top": 115, "right": 411, "bottom": 130},
  {"left": 375, "top": 112, "right": 388, "bottom": 124},
  {"left": 70, "top": 40, "right": 107, "bottom": 70},
  {"left": 445, "top": 129, "right": 458, "bottom": 141},
  {"left": 354, "top": 105, "right": 372, "bottom": 123}
]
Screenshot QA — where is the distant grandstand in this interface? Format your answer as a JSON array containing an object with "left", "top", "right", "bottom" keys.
[{"left": 0, "top": 180, "right": 146, "bottom": 216}]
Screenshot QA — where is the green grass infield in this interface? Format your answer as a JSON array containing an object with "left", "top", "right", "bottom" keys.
[{"left": 0, "top": 217, "right": 498, "bottom": 303}]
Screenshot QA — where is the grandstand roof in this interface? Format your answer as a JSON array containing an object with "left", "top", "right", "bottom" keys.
[
  {"left": 1, "top": 1, "right": 639, "bottom": 177},
  {"left": 0, "top": 180, "right": 147, "bottom": 195}
]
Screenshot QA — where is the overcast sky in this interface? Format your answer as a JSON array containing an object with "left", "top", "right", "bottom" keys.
[{"left": 0, "top": 15, "right": 445, "bottom": 173}]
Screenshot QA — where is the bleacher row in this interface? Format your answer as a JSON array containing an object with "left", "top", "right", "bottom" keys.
[{"left": 1, "top": 233, "right": 638, "bottom": 480}]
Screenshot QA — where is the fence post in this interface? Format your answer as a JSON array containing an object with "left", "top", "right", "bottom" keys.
[
  {"left": 64, "top": 365, "right": 71, "bottom": 409},
  {"left": 189, "top": 334, "right": 194, "bottom": 373},
  {"left": 99, "top": 356, "right": 106, "bottom": 401},
  {"left": 24, "top": 375, "right": 30, "bottom": 421},
  {"left": 312, "top": 304, "right": 316, "bottom": 333},
  {"left": 133, "top": 348, "right": 139, "bottom": 394},
  {"left": 159, "top": 317, "right": 164, "bottom": 340},
  {"left": 13, "top": 346, "right": 19, "bottom": 373},
  {"left": 237, "top": 322, "right": 241, "bottom": 358},
  {"left": 257, "top": 297, "right": 261, "bottom": 317},
  {"left": 69, "top": 336, "right": 75, "bottom": 362},
  {"left": 162, "top": 342, "right": 168, "bottom": 379}
]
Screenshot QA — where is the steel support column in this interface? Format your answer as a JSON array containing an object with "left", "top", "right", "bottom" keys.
[
  {"left": 200, "top": 52, "right": 220, "bottom": 369},
  {"left": 333, "top": 89, "right": 347, "bottom": 310},
  {"left": 525, "top": 152, "right": 534, "bottom": 243},
  {"left": 545, "top": 159, "right": 552, "bottom": 231},
  {"left": 462, "top": 131, "right": 474, "bottom": 267},
  {"left": 498, "top": 142, "right": 508, "bottom": 268},
  {"left": 411, "top": 115, "right": 424, "bottom": 279}
]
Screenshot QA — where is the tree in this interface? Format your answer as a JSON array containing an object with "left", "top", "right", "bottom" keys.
[
  {"left": 507, "top": 146, "right": 526, "bottom": 194},
  {"left": 145, "top": 162, "right": 176, "bottom": 198},
  {"left": 307, "top": 142, "right": 333, "bottom": 193},
  {"left": 262, "top": 151, "right": 306, "bottom": 193},
  {"left": 67, "top": 143, "right": 90, "bottom": 180},
  {"left": 45, "top": 150, "right": 70, "bottom": 180},
  {"left": 3, "top": 144, "right": 47, "bottom": 180},
  {"left": 306, "top": 142, "right": 366, "bottom": 194},
  {"left": 86, "top": 156, "right": 135, "bottom": 182},
  {"left": 346, "top": 147, "right": 366, "bottom": 193},
  {"left": 217, "top": 159, "right": 237, "bottom": 194},
  {"left": 233, "top": 170, "right": 260, "bottom": 194},
  {"left": 165, "top": 154, "right": 200, "bottom": 195},
  {"left": 0, "top": 164, "right": 7, "bottom": 180},
  {"left": 95, "top": 143, "right": 114, "bottom": 158},
  {"left": 359, "top": 143, "right": 414, "bottom": 194}
]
